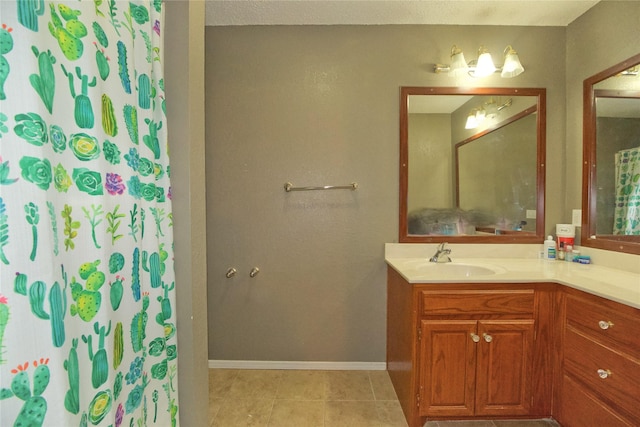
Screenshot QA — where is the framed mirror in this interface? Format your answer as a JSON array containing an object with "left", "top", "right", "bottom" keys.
[
  {"left": 399, "top": 87, "right": 546, "bottom": 243},
  {"left": 582, "top": 53, "right": 640, "bottom": 255}
]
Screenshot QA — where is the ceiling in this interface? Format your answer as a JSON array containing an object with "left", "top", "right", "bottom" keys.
[{"left": 205, "top": 0, "right": 600, "bottom": 27}]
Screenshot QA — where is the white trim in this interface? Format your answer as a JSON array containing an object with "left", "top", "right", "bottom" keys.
[{"left": 209, "top": 360, "right": 387, "bottom": 371}]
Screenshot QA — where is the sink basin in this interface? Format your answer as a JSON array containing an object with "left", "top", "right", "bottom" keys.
[{"left": 398, "top": 259, "right": 507, "bottom": 277}]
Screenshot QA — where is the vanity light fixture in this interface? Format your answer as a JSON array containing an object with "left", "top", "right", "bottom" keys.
[
  {"left": 471, "top": 46, "right": 497, "bottom": 77},
  {"left": 465, "top": 98, "right": 512, "bottom": 129},
  {"left": 464, "top": 110, "right": 478, "bottom": 129},
  {"left": 465, "top": 109, "right": 484, "bottom": 129},
  {"left": 434, "top": 44, "right": 525, "bottom": 78},
  {"left": 501, "top": 45, "right": 525, "bottom": 77},
  {"left": 448, "top": 45, "right": 469, "bottom": 77}
]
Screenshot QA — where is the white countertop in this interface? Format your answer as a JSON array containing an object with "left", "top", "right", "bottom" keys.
[{"left": 385, "top": 244, "right": 640, "bottom": 309}]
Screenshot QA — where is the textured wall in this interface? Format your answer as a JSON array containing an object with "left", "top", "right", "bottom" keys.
[
  {"left": 205, "top": 24, "right": 567, "bottom": 362},
  {"left": 565, "top": 1, "right": 640, "bottom": 218}
]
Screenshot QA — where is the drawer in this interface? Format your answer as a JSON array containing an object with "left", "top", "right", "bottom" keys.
[
  {"left": 420, "top": 290, "right": 534, "bottom": 316},
  {"left": 558, "top": 374, "right": 634, "bottom": 427},
  {"left": 564, "top": 327, "right": 640, "bottom": 421},
  {"left": 566, "top": 294, "right": 640, "bottom": 356}
]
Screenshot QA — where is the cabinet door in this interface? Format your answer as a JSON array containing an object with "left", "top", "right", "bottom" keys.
[
  {"left": 419, "top": 320, "right": 477, "bottom": 417},
  {"left": 475, "top": 320, "right": 534, "bottom": 416}
]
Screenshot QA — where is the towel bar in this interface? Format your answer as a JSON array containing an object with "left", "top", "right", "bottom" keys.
[{"left": 284, "top": 182, "right": 358, "bottom": 192}]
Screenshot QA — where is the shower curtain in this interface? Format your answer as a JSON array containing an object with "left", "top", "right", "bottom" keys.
[
  {"left": 0, "top": 1, "right": 179, "bottom": 426},
  {"left": 613, "top": 146, "right": 640, "bottom": 235}
]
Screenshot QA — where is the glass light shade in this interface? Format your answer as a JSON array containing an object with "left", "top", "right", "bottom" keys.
[
  {"left": 465, "top": 111, "right": 478, "bottom": 129},
  {"left": 473, "top": 49, "right": 496, "bottom": 77},
  {"left": 501, "top": 46, "right": 524, "bottom": 78},
  {"left": 449, "top": 46, "right": 469, "bottom": 77},
  {"left": 484, "top": 98, "right": 498, "bottom": 119}
]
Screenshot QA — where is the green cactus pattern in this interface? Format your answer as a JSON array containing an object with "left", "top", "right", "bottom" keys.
[
  {"left": 117, "top": 40, "right": 131, "bottom": 93},
  {"left": 70, "top": 260, "right": 104, "bottom": 322},
  {"left": 14, "top": 272, "right": 27, "bottom": 295},
  {"left": 101, "top": 93, "right": 118, "bottom": 135},
  {"left": 94, "top": 43, "right": 110, "bottom": 80},
  {"left": 137, "top": 74, "right": 151, "bottom": 109},
  {"left": 0, "top": 24, "right": 14, "bottom": 101},
  {"left": 63, "top": 338, "right": 80, "bottom": 414},
  {"left": 110, "top": 275, "right": 124, "bottom": 311},
  {"left": 130, "top": 293, "right": 149, "bottom": 353},
  {"left": 113, "top": 321, "right": 124, "bottom": 369},
  {"left": 1, "top": 2, "right": 177, "bottom": 425},
  {"left": 131, "top": 247, "right": 141, "bottom": 301},
  {"left": 0, "top": 359, "right": 50, "bottom": 427},
  {"left": 61, "top": 65, "right": 96, "bottom": 129},
  {"left": 29, "top": 47, "right": 56, "bottom": 113},
  {"left": 46, "top": 201, "right": 59, "bottom": 256},
  {"left": 82, "top": 321, "right": 111, "bottom": 388},
  {"left": 123, "top": 104, "right": 139, "bottom": 145},
  {"left": 142, "top": 118, "right": 162, "bottom": 160},
  {"left": 0, "top": 294, "right": 8, "bottom": 364},
  {"left": 25, "top": 202, "right": 39, "bottom": 261},
  {"left": 18, "top": 272, "right": 67, "bottom": 348},
  {"left": 48, "top": 4, "right": 87, "bottom": 61},
  {"left": 0, "top": 197, "right": 9, "bottom": 265},
  {"left": 17, "top": 0, "right": 46, "bottom": 32}
]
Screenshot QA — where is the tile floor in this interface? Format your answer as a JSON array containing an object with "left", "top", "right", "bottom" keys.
[{"left": 208, "top": 369, "right": 561, "bottom": 427}]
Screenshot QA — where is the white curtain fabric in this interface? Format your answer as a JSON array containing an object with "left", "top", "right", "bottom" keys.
[
  {"left": 613, "top": 146, "right": 640, "bottom": 235},
  {"left": 0, "top": 1, "right": 179, "bottom": 426}
]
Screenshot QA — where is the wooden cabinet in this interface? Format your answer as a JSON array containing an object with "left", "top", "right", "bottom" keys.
[
  {"left": 387, "top": 268, "right": 555, "bottom": 427},
  {"left": 555, "top": 289, "right": 640, "bottom": 427},
  {"left": 419, "top": 319, "right": 534, "bottom": 417}
]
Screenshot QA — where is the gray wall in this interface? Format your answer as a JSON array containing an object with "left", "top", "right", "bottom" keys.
[
  {"left": 565, "top": 0, "right": 640, "bottom": 217},
  {"left": 408, "top": 113, "right": 452, "bottom": 212},
  {"left": 205, "top": 25, "right": 566, "bottom": 362},
  {"left": 204, "top": 2, "right": 640, "bottom": 363}
]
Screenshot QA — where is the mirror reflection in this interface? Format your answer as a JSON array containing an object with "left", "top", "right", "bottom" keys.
[
  {"left": 583, "top": 53, "right": 640, "bottom": 254},
  {"left": 400, "top": 87, "right": 546, "bottom": 243}
]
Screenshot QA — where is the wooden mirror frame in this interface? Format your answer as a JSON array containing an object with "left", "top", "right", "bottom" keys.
[
  {"left": 581, "top": 53, "right": 640, "bottom": 255},
  {"left": 399, "top": 86, "right": 546, "bottom": 243}
]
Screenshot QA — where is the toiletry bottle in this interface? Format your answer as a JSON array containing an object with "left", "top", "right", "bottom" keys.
[
  {"left": 543, "top": 235, "right": 556, "bottom": 260},
  {"left": 558, "top": 242, "right": 565, "bottom": 260},
  {"left": 565, "top": 245, "right": 573, "bottom": 262}
]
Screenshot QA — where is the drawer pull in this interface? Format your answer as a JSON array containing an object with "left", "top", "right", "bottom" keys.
[
  {"left": 470, "top": 333, "right": 480, "bottom": 343},
  {"left": 483, "top": 333, "right": 493, "bottom": 343},
  {"left": 597, "top": 369, "right": 612, "bottom": 379},
  {"left": 598, "top": 320, "right": 614, "bottom": 330}
]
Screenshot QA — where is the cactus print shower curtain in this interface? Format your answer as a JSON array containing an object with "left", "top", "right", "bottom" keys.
[
  {"left": 613, "top": 146, "right": 640, "bottom": 235},
  {"left": 0, "top": 1, "right": 179, "bottom": 426}
]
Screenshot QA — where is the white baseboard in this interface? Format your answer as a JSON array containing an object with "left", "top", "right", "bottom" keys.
[{"left": 209, "top": 360, "right": 387, "bottom": 371}]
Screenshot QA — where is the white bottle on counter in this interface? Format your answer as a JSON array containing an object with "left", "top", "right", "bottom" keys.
[{"left": 543, "top": 235, "right": 556, "bottom": 260}]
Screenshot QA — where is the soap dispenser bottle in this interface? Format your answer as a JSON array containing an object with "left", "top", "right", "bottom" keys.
[{"left": 543, "top": 235, "right": 556, "bottom": 260}]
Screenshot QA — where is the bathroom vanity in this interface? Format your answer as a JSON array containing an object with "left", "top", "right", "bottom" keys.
[{"left": 385, "top": 247, "right": 640, "bottom": 427}]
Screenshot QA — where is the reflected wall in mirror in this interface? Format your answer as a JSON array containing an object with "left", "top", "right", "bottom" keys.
[
  {"left": 582, "top": 53, "right": 640, "bottom": 255},
  {"left": 400, "top": 87, "right": 546, "bottom": 243}
]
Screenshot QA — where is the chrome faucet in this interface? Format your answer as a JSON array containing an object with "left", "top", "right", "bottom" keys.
[{"left": 429, "top": 242, "right": 452, "bottom": 263}]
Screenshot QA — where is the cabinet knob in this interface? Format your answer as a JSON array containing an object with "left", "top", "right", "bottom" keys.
[
  {"left": 225, "top": 268, "right": 237, "bottom": 278},
  {"left": 598, "top": 320, "right": 614, "bottom": 330},
  {"left": 483, "top": 333, "right": 493, "bottom": 343},
  {"left": 597, "top": 369, "right": 612, "bottom": 379},
  {"left": 470, "top": 333, "right": 480, "bottom": 343},
  {"left": 249, "top": 267, "right": 260, "bottom": 278}
]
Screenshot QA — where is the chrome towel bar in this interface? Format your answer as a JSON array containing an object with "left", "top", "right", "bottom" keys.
[{"left": 284, "top": 182, "right": 358, "bottom": 192}]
